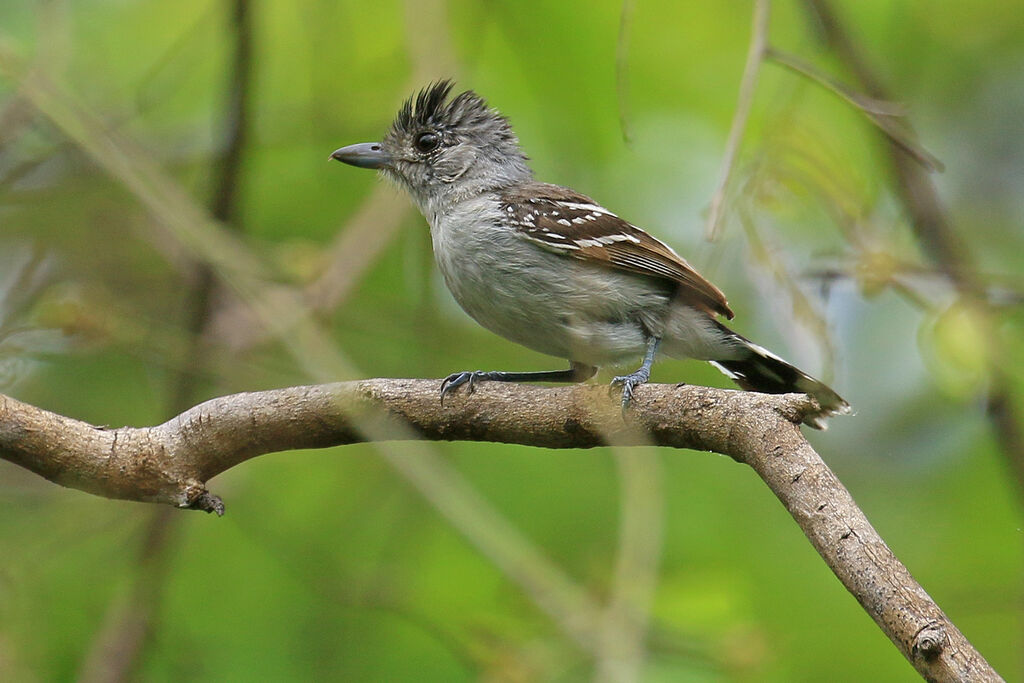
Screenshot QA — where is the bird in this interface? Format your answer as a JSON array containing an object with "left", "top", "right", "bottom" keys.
[{"left": 330, "top": 80, "right": 850, "bottom": 428}]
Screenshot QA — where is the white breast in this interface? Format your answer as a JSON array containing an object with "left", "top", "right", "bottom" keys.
[{"left": 426, "top": 196, "right": 670, "bottom": 367}]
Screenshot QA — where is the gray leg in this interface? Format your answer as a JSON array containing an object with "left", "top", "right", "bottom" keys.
[
  {"left": 610, "top": 337, "right": 660, "bottom": 412},
  {"left": 440, "top": 361, "right": 597, "bottom": 404}
]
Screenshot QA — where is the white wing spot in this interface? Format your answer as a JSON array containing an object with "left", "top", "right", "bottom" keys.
[
  {"left": 561, "top": 201, "right": 615, "bottom": 216},
  {"left": 596, "top": 234, "right": 635, "bottom": 245},
  {"left": 556, "top": 218, "right": 571, "bottom": 227}
]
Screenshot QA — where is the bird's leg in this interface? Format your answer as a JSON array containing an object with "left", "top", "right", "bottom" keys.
[
  {"left": 610, "top": 336, "right": 660, "bottom": 412},
  {"left": 440, "top": 361, "right": 597, "bottom": 404}
]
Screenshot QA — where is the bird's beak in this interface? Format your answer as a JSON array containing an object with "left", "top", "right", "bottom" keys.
[{"left": 329, "top": 142, "right": 390, "bottom": 169}]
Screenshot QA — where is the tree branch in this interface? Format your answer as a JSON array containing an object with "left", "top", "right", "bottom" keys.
[{"left": 0, "top": 380, "right": 1001, "bottom": 680}]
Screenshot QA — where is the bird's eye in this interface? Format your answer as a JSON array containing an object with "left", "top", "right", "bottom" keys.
[{"left": 415, "top": 132, "right": 440, "bottom": 153}]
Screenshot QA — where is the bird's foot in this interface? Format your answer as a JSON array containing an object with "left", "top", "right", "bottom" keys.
[
  {"left": 440, "top": 370, "right": 500, "bottom": 405},
  {"left": 610, "top": 367, "right": 651, "bottom": 414}
]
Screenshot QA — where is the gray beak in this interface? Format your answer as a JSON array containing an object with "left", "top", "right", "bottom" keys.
[{"left": 330, "top": 142, "right": 389, "bottom": 169}]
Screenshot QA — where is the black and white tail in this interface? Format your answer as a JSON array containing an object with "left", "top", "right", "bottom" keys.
[{"left": 710, "top": 329, "right": 851, "bottom": 430}]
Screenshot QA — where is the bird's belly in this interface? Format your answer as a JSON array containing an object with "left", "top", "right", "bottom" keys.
[{"left": 433, "top": 226, "right": 667, "bottom": 367}]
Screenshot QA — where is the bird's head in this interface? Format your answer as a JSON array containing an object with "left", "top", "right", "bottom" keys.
[{"left": 331, "top": 80, "right": 532, "bottom": 213}]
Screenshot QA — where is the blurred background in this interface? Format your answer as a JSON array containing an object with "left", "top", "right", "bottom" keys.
[{"left": 0, "top": 0, "right": 1022, "bottom": 680}]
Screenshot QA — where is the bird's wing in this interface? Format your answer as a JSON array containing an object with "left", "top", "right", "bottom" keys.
[{"left": 500, "top": 183, "right": 734, "bottom": 319}]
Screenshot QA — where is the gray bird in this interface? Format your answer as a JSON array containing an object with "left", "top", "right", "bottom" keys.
[{"left": 331, "top": 81, "right": 849, "bottom": 428}]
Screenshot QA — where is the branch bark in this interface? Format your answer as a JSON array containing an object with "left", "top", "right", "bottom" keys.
[{"left": 0, "top": 380, "right": 1001, "bottom": 681}]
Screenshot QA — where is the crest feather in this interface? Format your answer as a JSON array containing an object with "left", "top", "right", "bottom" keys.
[
  {"left": 390, "top": 80, "right": 505, "bottom": 135},
  {"left": 393, "top": 80, "right": 455, "bottom": 132}
]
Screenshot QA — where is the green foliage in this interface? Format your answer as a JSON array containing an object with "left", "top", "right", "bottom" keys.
[{"left": 0, "top": 1, "right": 1022, "bottom": 680}]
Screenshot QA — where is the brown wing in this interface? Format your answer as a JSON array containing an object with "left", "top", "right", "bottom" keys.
[{"left": 501, "top": 183, "right": 734, "bottom": 319}]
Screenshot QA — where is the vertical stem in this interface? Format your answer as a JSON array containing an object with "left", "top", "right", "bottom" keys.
[
  {"left": 594, "top": 449, "right": 664, "bottom": 683},
  {"left": 77, "top": 2, "right": 254, "bottom": 680},
  {"left": 705, "top": 0, "right": 771, "bottom": 241}
]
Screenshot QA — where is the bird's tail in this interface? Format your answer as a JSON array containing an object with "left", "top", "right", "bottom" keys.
[{"left": 709, "top": 327, "right": 851, "bottom": 430}]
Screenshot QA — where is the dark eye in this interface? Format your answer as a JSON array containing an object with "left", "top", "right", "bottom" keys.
[{"left": 415, "top": 132, "right": 440, "bottom": 153}]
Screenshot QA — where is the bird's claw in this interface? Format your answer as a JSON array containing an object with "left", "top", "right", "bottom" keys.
[
  {"left": 440, "top": 370, "right": 489, "bottom": 405},
  {"left": 609, "top": 368, "right": 651, "bottom": 416}
]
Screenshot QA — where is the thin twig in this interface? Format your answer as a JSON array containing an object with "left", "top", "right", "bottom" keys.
[
  {"left": 594, "top": 448, "right": 664, "bottom": 683},
  {"left": 764, "top": 47, "right": 943, "bottom": 172},
  {"left": 737, "top": 205, "right": 839, "bottom": 381},
  {"left": 303, "top": 184, "right": 411, "bottom": 313},
  {"left": 765, "top": 47, "right": 903, "bottom": 116},
  {"left": 705, "top": 0, "right": 771, "bottom": 241}
]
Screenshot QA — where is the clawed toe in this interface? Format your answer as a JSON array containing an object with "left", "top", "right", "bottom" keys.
[
  {"left": 440, "top": 371, "right": 473, "bottom": 404},
  {"left": 610, "top": 370, "right": 650, "bottom": 414},
  {"left": 440, "top": 370, "right": 491, "bottom": 404}
]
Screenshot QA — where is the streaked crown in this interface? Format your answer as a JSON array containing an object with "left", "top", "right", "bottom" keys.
[{"left": 380, "top": 80, "right": 532, "bottom": 209}]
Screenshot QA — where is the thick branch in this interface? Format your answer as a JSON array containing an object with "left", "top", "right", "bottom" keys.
[
  {"left": 0, "top": 381, "right": 1001, "bottom": 680},
  {"left": 0, "top": 381, "right": 806, "bottom": 507}
]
